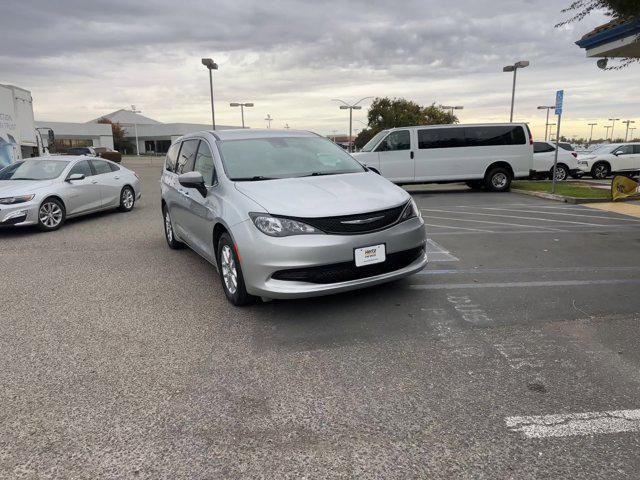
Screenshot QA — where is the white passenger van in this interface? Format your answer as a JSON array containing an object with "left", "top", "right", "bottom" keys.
[{"left": 352, "top": 123, "right": 533, "bottom": 191}]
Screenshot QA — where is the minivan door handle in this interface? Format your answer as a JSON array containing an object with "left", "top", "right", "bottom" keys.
[{"left": 410, "top": 151, "right": 414, "bottom": 160}]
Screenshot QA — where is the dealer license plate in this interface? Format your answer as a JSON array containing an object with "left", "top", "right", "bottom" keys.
[{"left": 354, "top": 244, "right": 386, "bottom": 267}]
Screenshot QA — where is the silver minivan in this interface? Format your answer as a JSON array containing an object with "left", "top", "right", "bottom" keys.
[{"left": 160, "top": 129, "right": 427, "bottom": 306}]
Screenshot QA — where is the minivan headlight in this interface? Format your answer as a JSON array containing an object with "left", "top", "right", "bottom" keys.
[
  {"left": 249, "top": 213, "right": 319, "bottom": 237},
  {"left": 399, "top": 199, "right": 421, "bottom": 222},
  {"left": 0, "top": 194, "right": 35, "bottom": 205}
]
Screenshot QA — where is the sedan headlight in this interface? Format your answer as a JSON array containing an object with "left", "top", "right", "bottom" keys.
[
  {"left": 249, "top": 213, "right": 319, "bottom": 237},
  {"left": 0, "top": 194, "right": 35, "bottom": 205},
  {"left": 399, "top": 198, "right": 421, "bottom": 222}
]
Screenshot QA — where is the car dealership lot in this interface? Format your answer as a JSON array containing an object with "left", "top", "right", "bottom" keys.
[{"left": 2, "top": 161, "right": 640, "bottom": 479}]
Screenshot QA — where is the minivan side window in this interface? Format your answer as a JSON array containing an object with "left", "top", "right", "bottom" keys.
[
  {"left": 165, "top": 142, "right": 181, "bottom": 172},
  {"left": 175, "top": 140, "right": 199, "bottom": 174},
  {"left": 418, "top": 128, "right": 465, "bottom": 149},
  {"left": 193, "top": 141, "right": 215, "bottom": 185},
  {"left": 375, "top": 130, "right": 411, "bottom": 152}
]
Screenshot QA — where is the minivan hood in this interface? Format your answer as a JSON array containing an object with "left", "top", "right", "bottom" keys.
[
  {"left": 234, "top": 172, "right": 409, "bottom": 217},
  {"left": 0, "top": 180, "right": 53, "bottom": 197}
]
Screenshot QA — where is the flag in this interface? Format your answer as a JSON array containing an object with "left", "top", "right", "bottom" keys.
[{"left": 612, "top": 175, "right": 640, "bottom": 201}]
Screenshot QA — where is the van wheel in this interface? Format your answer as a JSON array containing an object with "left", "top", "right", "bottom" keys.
[
  {"left": 465, "top": 180, "right": 483, "bottom": 190},
  {"left": 217, "top": 233, "right": 256, "bottom": 306},
  {"left": 484, "top": 167, "right": 512, "bottom": 192}
]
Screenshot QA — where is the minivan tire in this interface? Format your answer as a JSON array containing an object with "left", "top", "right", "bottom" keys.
[
  {"left": 217, "top": 233, "right": 256, "bottom": 306},
  {"left": 484, "top": 167, "right": 512, "bottom": 192},
  {"left": 163, "top": 205, "right": 183, "bottom": 249}
]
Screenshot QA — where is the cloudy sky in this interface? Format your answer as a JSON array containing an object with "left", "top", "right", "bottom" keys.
[{"left": 1, "top": 0, "right": 637, "bottom": 139}]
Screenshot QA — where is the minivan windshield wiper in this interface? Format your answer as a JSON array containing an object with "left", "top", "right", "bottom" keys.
[
  {"left": 298, "top": 172, "right": 343, "bottom": 177},
  {"left": 231, "top": 175, "right": 279, "bottom": 181}
]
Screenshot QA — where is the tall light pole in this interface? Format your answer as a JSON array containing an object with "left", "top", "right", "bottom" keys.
[
  {"left": 537, "top": 106, "right": 556, "bottom": 141},
  {"left": 630, "top": 127, "right": 637, "bottom": 141},
  {"left": 605, "top": 125, "right": 613, "bottom": 140},
  {"left": 129, "top": 105, "right": 141, "bottom": 155},
  {"left": 622, "top": 120, "right": 635, "bottom": 142},
  {"left": 201, "top": 58, "right": 218, "bottom": 130},
  {"left": 608, "top": 118, "right": 620, "bottom": 141},
  {"left": 503, "top": 61, "right": 530, "bottom": 122},
  {"left": 547, "top": 123, "right": 556, "bottom": 141},
  {"left": 264, "top": 114, "right": 273, "bottom": 128},
  {"left": 332, "top": 97, "right": 373, "bottom": 152},
  {"left": 588, "top": 123, "right": 598, "bottom": 145},
  {"left": 229, "top": 102, "right": 253, "bottom": 128},
  {"left": 441, "top": 105, "right": 464, "bottom": 118}
]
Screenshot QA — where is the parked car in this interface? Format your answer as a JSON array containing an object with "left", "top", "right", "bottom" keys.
[
  {"left": 62, "top": 146, "right": 96, "bottom": 156},
  {"left": 93, "top": 146, "right": 122, "bottom": 163},
  {"left": 160, "top": 129, "right": 427, "bottom": 306},
  {"left": 576, "top": 143, "right": 640, "bottom": 179},
  {"left": 352, "top": 123, "right": 533, "bottom": 192},
  {"left": 531, "top": 141, "right": 580, "bottom": 180},
  {"left": 0, "top": 156, "right": 140, "bottom": 231}
]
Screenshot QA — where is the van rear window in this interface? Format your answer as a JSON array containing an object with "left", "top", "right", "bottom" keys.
[{"left": 418, "top": 126, "right": 526, "bottom": 149}]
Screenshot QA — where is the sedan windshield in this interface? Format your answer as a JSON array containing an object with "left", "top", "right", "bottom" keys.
[
  {"left": 218, "top": 137, "right": 365, "bottom": 181},
  {"left": 0, "top": 159, "right": 70, "bottom": 180}
]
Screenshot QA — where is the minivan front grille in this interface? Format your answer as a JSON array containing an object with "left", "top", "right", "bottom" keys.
[
  {"left": 271, "top": 245, "right": 425, "bottom": 284},
  {"left": 288, "top": 203, "right": 407, "bottom": 235}
]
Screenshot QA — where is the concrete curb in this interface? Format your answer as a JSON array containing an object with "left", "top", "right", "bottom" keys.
[{"left": 511, "top": 188, "right": 611, "bottom": 204}]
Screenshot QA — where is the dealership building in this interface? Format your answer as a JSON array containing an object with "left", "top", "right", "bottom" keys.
[{"left": 37, "top": 109, "right": 239, "bottom": 154}]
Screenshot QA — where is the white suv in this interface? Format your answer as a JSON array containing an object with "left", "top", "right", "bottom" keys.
[
  {"left": 532, "top": 141, "right": 579, "bottom": 181},
  {"left": 577, "top": 143, "right": 640, "bottom": 179}
]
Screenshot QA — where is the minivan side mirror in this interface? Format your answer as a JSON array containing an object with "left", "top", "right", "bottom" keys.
[
  {"left": 67, "top": 173, "right": 85, "bottom": 181},
  {"left": 178, "top": 171, "right": 207, "bottom": 197}
]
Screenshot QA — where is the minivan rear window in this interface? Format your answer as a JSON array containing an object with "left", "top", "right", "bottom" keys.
[{"left": 418, "top": 126, "right": 526, "bottom": 149}]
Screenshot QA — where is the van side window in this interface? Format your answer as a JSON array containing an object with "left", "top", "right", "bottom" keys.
[
  {"left": 165, "top": 142, "right": 181, "bottom": 172},
  {"left": 634, "top": 146, "right": 640, "bottom": 154},
  {"left": 418, "top": 128, "right": 465, "bottom": 149},
  {"left": 466, "top": 126, "right": 526, "bottom": 146},
  {"left": 375, "top": 130, "right": 410, "bottom": 152},
  {"left": 176, "top": 140, "right": 199, "bottom": 174}
]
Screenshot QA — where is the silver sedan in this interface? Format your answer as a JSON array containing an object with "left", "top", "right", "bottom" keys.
[{"left": 0, "top": 156, "right": 141, "bottom": 231}]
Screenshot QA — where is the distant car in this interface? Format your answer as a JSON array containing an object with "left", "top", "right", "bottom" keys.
[
  {"left": 0, "top": 156, "right": 141, "bottom": 231},
  {"left": 93, "top": 146, "right": 122, "bottom": 163},
  {"left": 63, "top": 146, "right": 97, "bottom": 156},
  {"left": 531, "top": 141, "right": 580, "bottom": 181},
  {"left": 576, "top": 143, "right": 640, "bottom": 179}
]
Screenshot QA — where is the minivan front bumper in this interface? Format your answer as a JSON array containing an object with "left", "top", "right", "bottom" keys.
[{"left": 234, "top": 216, "right": 428, "bottom": 299}]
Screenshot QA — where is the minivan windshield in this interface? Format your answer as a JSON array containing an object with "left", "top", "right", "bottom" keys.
[
  {"left": 0, "top": 159, "right": 70, "bottom": 180},
  {"left": 360, "top": 131, "right": 388, "bottom": 152},
  {"left": 218, "top": 137, "right": 366, "bottom": 181}
]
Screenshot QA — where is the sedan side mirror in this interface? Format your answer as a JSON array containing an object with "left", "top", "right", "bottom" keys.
[
  {"left": 67, "top": 173, "right": 85, "bottom": 181},
  {"left": 178, "top": 171, "right": 207, "bottom": 197}
]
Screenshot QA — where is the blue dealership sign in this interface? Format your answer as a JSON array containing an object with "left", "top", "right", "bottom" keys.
[{"left": 555, "top": 90, "right": 564, "bottom": 116}]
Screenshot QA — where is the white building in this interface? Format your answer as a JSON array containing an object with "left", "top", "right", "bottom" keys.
[{"left": 35, "top": 120, "right": 114, "bottom": 149}]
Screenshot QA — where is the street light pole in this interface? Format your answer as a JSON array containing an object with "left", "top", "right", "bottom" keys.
[
  {"left": 537, "top": 106, "right": 555, "bottom": 141},
  {"left": 605, "top": 125, "right": 613, "bottom": 140},
  {"left": 130, "top": 105, "right": 141, "bottom": 156},
  {"left": 503, "top": 61, "right": 530, "bottom": 122},
  {"left": 588, "top": 123, "right": 598, "bottom": 145},
  {"left": 332, "top": 97, "right": 373, "bottom": 152},
  {"left": 230, "top": 102, "right": 254, "bottom": 128},
  {"left": 608, "top": 118, "right": 620, "bottom": 141},
  {"left": 201, "top": 58, "right": 219, "bottom": 130},
  {"left": 622, "top": 120, "right": 635, "bottom": 142},
  {"left": 441, "top": 105, "right": 464, "bottom": 118},
  {"left": 264, "top": 114, "right": 273, "bottom": 128},
  {"left": 630, "top": 127, "right": 637, "bottom": 141}
]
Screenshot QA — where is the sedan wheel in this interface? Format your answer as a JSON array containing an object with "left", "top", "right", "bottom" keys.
[
  {"left": 38, "top": 199, "right": 65, "bottom": 231},
  {"left": 221, "top": 245, "right": 238, "bottom": 295},
  {"left": 118, "top": 186, "right": 135, "bottom": 212}
]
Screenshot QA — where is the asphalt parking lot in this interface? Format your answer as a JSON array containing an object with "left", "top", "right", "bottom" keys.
[{"left": 2, "top": 160, "right": 640, "bottom": 479}]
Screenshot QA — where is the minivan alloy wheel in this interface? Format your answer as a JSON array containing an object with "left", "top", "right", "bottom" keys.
[
  {"left": 39, "top": 201, "right": 63, "bottom": 228},
  {"left": 221, "top": 245, "right": 238, "bottom": 294},
  {"left": 165, "top": 210, "right": 173, "bottom": 243}
]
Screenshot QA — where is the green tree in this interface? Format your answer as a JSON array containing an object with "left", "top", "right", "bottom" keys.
[
  {"left": 354, "top": 97, "right": 457, "bottom": 149},
  {"left": 97, "top": 118, "right": 134, "bottom": 153}
]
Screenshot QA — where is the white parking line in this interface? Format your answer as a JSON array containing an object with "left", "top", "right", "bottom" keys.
[
  {"left": 425, "top": 239, "right": 460, "bottom": 262},
  {"left": 420, "top": 208, "right": 615, "bottom": 227},
  {"left": 505, "top": 409, "right": 640, "bottom": 438},
  {"left": 478, "top": 207, "right": 640, "bottom": 223},
  {"left": 409, "top": 279, "right": 640, "bottom": 290},
  {"left": 424, "top": 223, "right": 495, "bottom": 233},
  {"left": 419, "top": 266, "right": 640, "bottom": 275},
  {"left": 425, "top": 215, "right": 565, "bottom": 231}
]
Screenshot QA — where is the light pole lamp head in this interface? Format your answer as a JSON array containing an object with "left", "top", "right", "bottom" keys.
[
  {"left": 515, "top": 60, "right": 530, "bottom": 69},
  {"left": 244, "top": 103, "right": 254, "bottom": 107},
  {"left": 339, "top": 105, "right": 350, "bottom": 110},
  {"left": 352, "top": 106, "right": 362, "bottom": 110},
  {"left": 201, "top": 58, "right": 218, "bottom": 70},
  {"left": 453, "top": 106, "right": 464, "bottom": 110},
  {"left": 229, "top": 102, "right": 240, "bottom": 107},
  {"left": 503, "top": 65, "right": 515, "bottom": 72}
]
